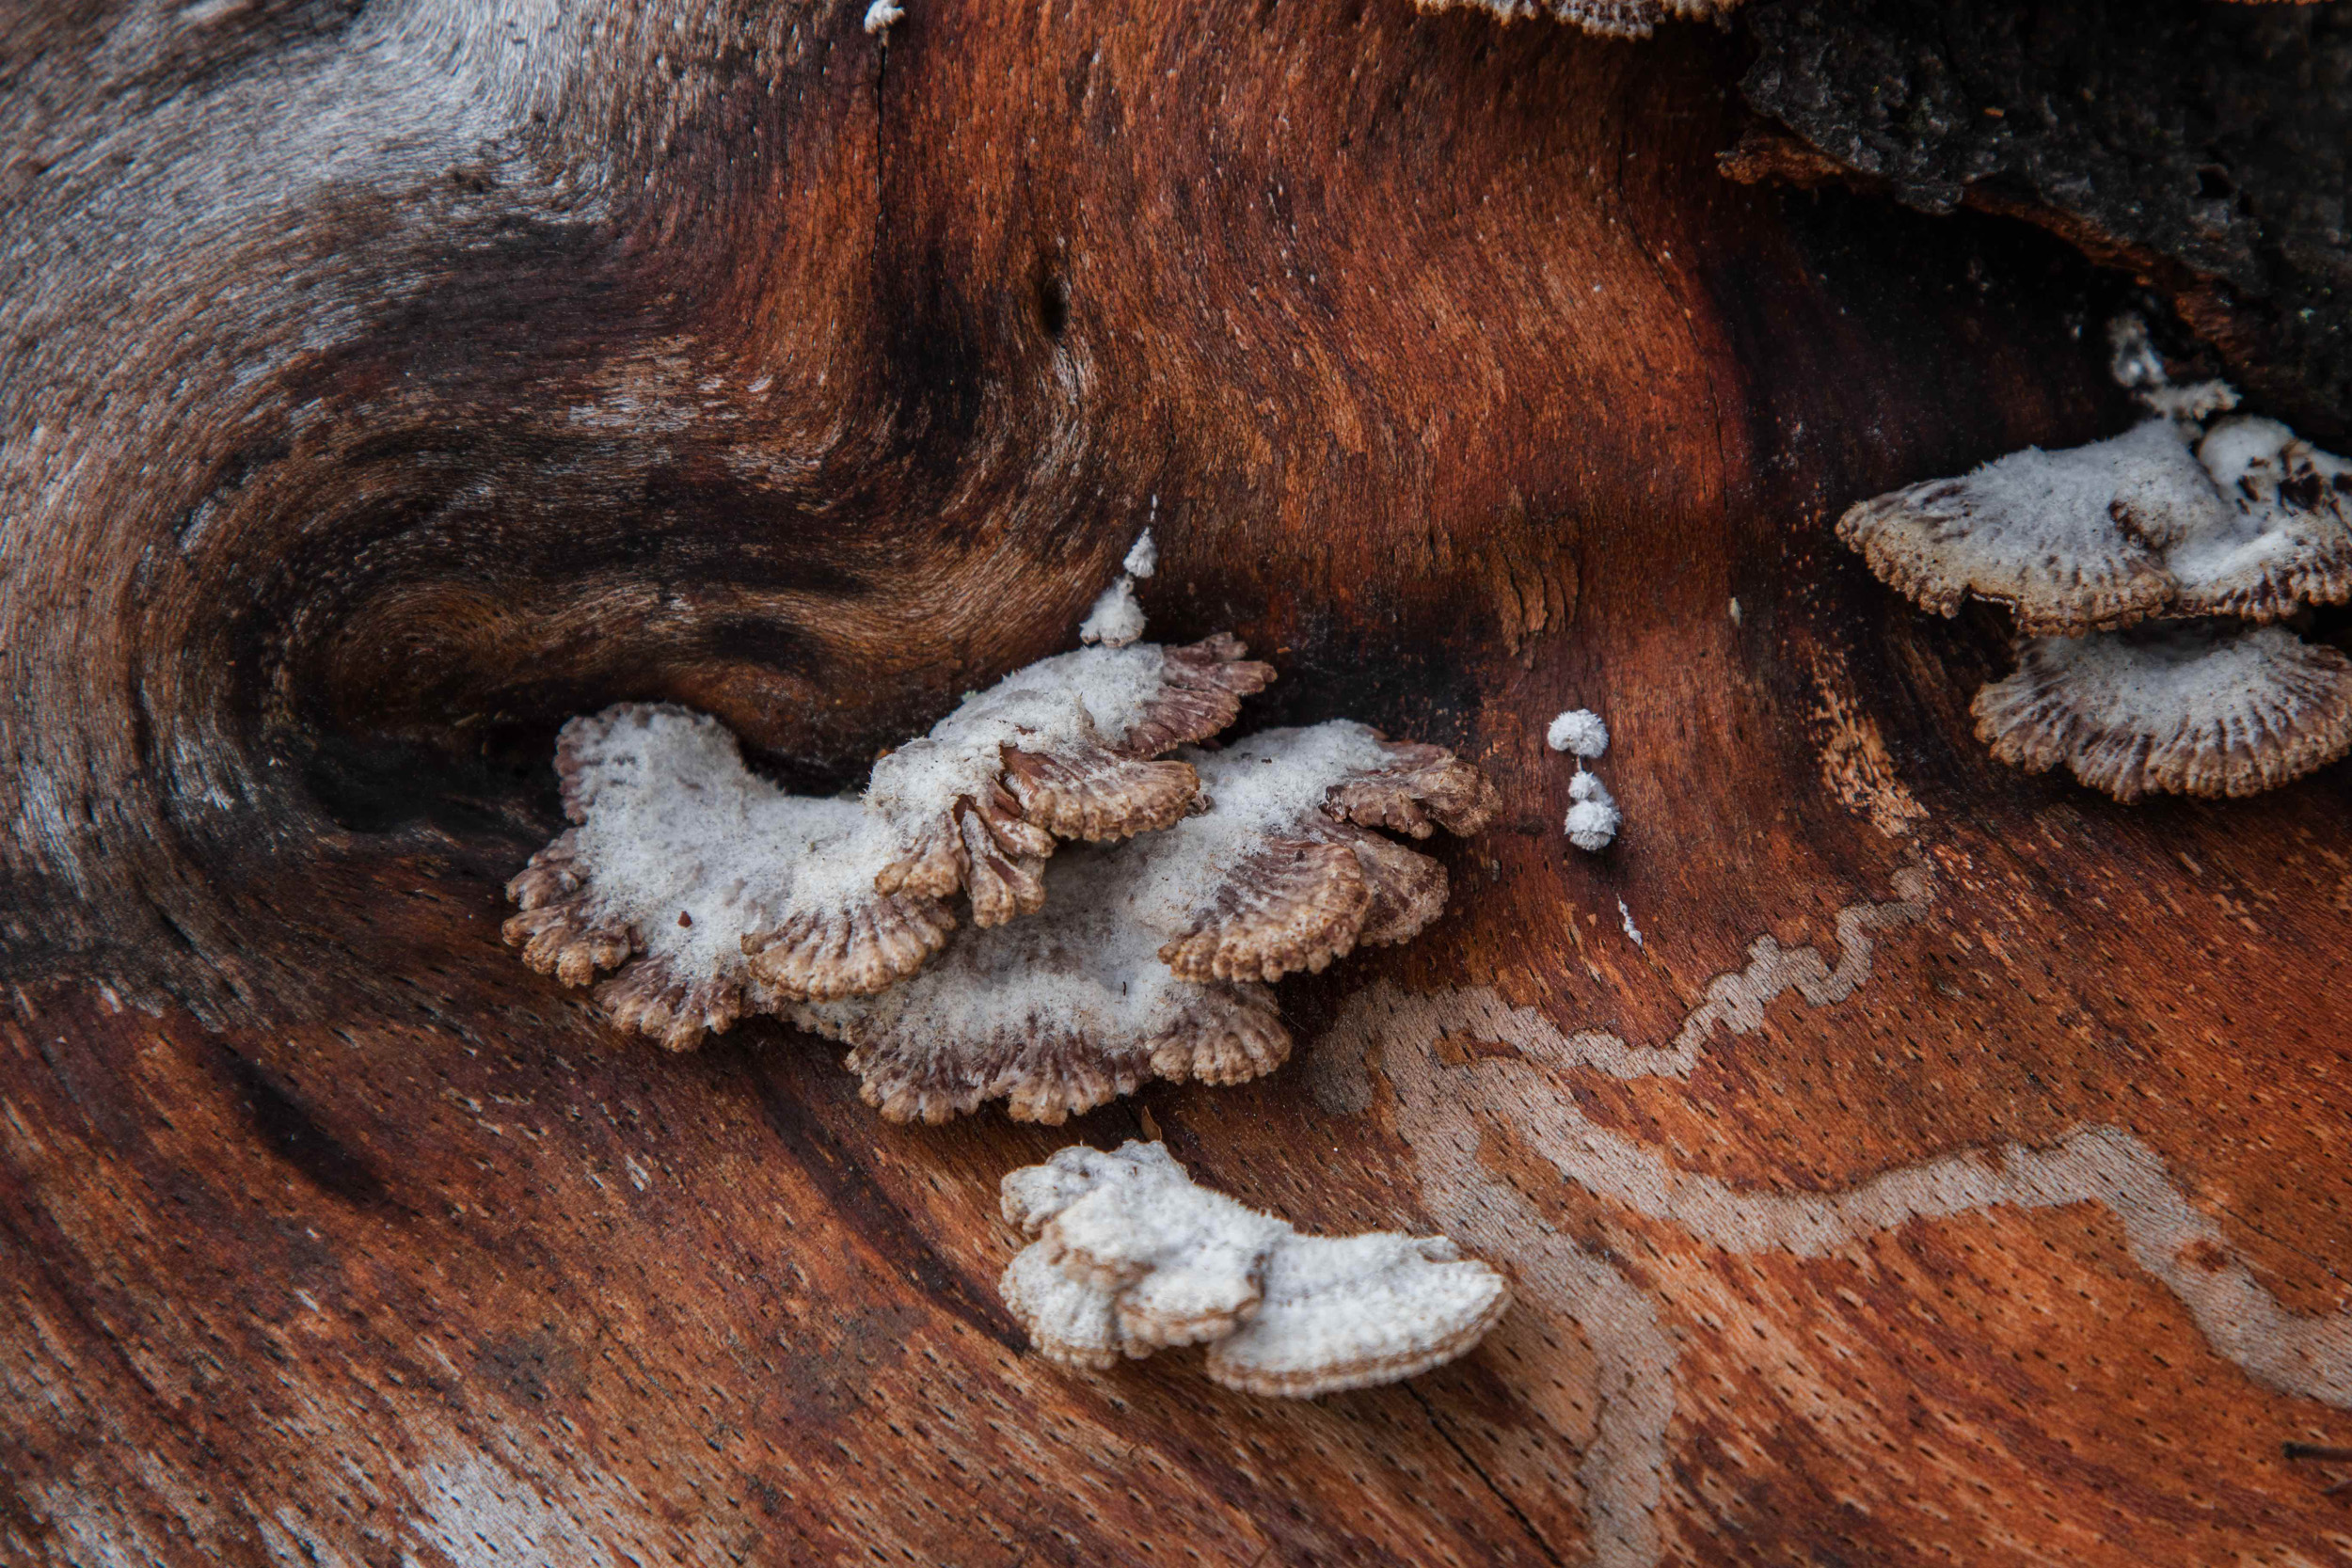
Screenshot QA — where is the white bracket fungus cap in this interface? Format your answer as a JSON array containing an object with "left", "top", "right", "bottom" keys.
[
  {"left": 1837, "top": 320, "right": 2352, "bottom": 802},
  {"left": 503, "top": 705, "right": 953, "bottom": 1052},
  {"left": 505, "top": 633, "right": 1272, "bottom": 1051},
  {"left": 1837, "top": 416, "right": 2352, "bottom": 635},
  {"left": 999, "top": 1141, "right": 1511, "bottom": 1397}
]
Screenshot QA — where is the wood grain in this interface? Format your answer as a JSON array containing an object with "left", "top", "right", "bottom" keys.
[{"left": 3, "top": 2, "right": 2348, "bottom": 1563}]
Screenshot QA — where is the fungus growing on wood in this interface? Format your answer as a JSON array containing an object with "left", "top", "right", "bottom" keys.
[
  {"left": 1565, "top": 770, "right": 1621, "bottom": 852},
  {"left": 1412, "top": 0, "right": 1741, "bottom": 41},
  {"left": 1080, "top": 530, "right": 1159, "bottom": 649},
  {"left": 792, "top": 721, "right": 1497, "bottom": 1122},
  {"left": 503, "top": 705, "right": 951, "bottom": 1052},
  {"left": 857, "top": 632, "right": 1273, "bottom": 927},
  {"left": 1078, "top": 580, "right": 1147, "bottom": 648},
  {"left": 1547, "top": 706, "right": 1620, "bottom": 850},
  {"left": 2173, "top": 417, "right": 2352, "bottom": 623},
  {"left": 1839, "top": 416, "right": 2352, "bottom": 633},
  {"left": 999, "top": 1141, "right": 1510, "bottom": 1396},
  {"left": 1836, "top": 420, "right": 2214, "bottom": 634},
  {"left": 1836, "top": 316, "right": 2352, "bottom": 800},
  {"left": 1546, "top": 707, "right": 1609, "bottom": 758},
  {"left": 505, "top": 633, "right": 1272, "bottom": 1050},
  {"left": 1971, "top": 624, "right": 2352, "bottom": 801}
]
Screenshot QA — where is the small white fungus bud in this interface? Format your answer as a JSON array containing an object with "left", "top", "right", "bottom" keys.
[
  {"left": 1564, "top": 770, "right": 1619, "bottom": 852},
  {"left": 1079, "top": 578, "right": 1147, "bottom": 647},
  {"left": 1123, "top": 529, "right": 1158, "bottom": 578},
  {"left": 1547, "top": 708, "right": 1609, "bottom": 759}
]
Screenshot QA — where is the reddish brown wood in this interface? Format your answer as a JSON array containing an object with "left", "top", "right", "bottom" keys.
[{"left": 3, "top": 2, "right": 2348, "bottom": 1564}]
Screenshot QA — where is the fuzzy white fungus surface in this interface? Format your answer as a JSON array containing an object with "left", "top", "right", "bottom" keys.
[
  {"left": 1122, "top": 529, "right": 1158, "bottom": 578},
  {"left": 1078, "top": 578, "right": 1147, "bottom": 648},
  {"left": 1080, "top": 530, "right": 1159, "bottom": 646},
  {"left": 864, "top": 642, "right": 1181, "bottom": 832},
  {"left": 803, "top": 722, "right": 1398, "bottom": 1056},
  {"left": 558, "top": 706, "right": 894, "bottom": 986},
  {"left": 1564, "top": 769, "right": 1620, "bottom": 852},
  {"left": 1547, "top": 708, "right": 1609, "bottom": 758}
]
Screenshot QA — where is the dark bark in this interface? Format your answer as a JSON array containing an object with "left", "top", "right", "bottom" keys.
[{"left": 1740, "top": 0, "right": 2352, "bottom": 436}]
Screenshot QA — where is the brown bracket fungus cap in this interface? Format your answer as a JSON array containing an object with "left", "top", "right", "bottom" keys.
[
  {"left": 791, "top": 721, "right": 1497, "bottom": 1123},
  {"left": 504, "top": 634, "right": 1272, "bottom": 1052},
  {"left": 1972, "top": 623, "right": 2352, "bottom": 801},
  {"left": 998, "top": 1142, "right": 1511, "bottom": 1397}
]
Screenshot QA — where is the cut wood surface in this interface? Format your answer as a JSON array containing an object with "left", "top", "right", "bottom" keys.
[{"left": 3, "top": 2, "right": 2348, "bottom": 1563}]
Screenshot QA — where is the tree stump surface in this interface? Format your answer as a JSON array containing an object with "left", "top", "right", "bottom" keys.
[{"left": 3, "top": 3, "right": 2348, "bottom": 1564}]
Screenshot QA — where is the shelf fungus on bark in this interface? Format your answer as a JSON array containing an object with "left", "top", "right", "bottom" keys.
[
  {"left": 1837, "top": 416, "right": 2352, "bottom": 636},
  {"left": 503, "top": 634, "right": 1272, "bottom": 1051},
  {"left": 1837, "top": 319, "right": 2352, "bottom": 800},
  {"left": 859, "top": 632, "right": 1275, "bottom": 927},
  {"left": 502, "top": 705, "right": 948, "bottom": 1052},
  {"left": 998, "top": 1142, "right": 1511, "bottom": 1397},
  {"left": 791, "top": 721, "right": 1498, "bottom": 1124},
  {"left": 1972, "top": 623, "right": 2352, "bottom": 802}
]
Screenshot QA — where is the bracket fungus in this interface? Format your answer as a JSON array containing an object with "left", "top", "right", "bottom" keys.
[
  {"left": 1973, "top": 624, "right": 2352, "bottom": 802},
  {"left": 1836, "top": 317, "right": 2352, "bottom": 800},
  {"left": 792, "top": 721, "right": 1499, "bottom": 1122},
  {"left": 998, "top": 1142, "right": 1511, "bottom": 1396},
  {"left": 504, "top": 632, "right": 1272, "bottom": 1050},
  {"left": 1837, "top": 414, "right": 2352, "bottom": 635}
]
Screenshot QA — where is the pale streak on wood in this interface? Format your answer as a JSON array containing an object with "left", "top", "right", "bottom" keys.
[
  {"left": 1310, "top": 865, "right": 2352, "bottom": 1567},
  {"left": 1406, "top": 1160, "right": 1677, "bottom": 1568},
  {"left": 1809, "top": 662, "right": 1929, "bottom": 839}
]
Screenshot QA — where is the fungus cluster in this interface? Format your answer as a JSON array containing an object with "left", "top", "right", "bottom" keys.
[
  {"left": 999, "top": 1141, "right": 1511, "bottom": 1396},
  {"left": 1413, "top": 0, "right": 1740, "bottom": 41},
  {"left": 1837, "top": 318, "right": 2352, "bottom": 800},
  {"left": 1548, "top": 707, "right": 1620, "bottom": 850},
  {"left": 790, "top": 721, "right": 1494, "bottom": 1121},
  {"left": 506, "top": 546, "right": 1496, "bottom": 1120},
  {"left": 505, "top": 632, "right": 1273, "bottom": 1050}
]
